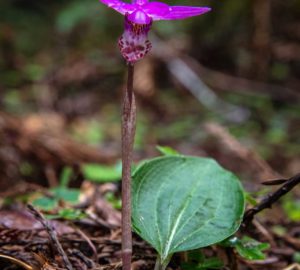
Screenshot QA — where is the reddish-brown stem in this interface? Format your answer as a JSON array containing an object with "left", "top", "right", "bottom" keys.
[{"left": 121, "top": 63, "right": 136, "bottom": 270}]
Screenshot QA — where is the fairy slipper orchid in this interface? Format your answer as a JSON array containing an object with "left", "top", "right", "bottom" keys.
[{"left": 100, "top": 0, "right": 211, "bottom": 63}]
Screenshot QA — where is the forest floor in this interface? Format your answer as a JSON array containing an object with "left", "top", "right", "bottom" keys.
[
  {"left": 0, "top": 42, "right": 300, "bottom": 269},
  {"left": 0, "top": 89, "right": 299, "bottom": 270}
]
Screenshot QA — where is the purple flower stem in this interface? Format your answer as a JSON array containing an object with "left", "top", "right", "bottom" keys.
[{"left": 121, "top": 63, "right": 136, "bottom": 270}]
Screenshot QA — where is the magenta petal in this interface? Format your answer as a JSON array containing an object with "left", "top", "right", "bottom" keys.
[
  {"left": 127, "top": 10, "right": 152, "bottom": 24},
  {"left": 132, "top": 0, "right": 148, "bottom": 5},
  {"left": 167, "top": 6, "right": 211, "bottom": 19},
  {"left": 142, "top": 2, "right": 170, "bottom": 19},
  {"left": 145, "top": 4, "right": 211, "bottom": 21},
  {"left": 99, "top": 0, "right": 135, "bottom": 15}
]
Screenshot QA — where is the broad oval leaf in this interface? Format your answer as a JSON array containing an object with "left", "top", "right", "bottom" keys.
[{"left": 132, "top": 156, "right": 245, "bottom": 263}]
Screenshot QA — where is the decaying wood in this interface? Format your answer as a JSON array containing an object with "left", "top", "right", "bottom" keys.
[
  {"left": 0, "top": 112, "right": 117, "bottom": 165},
  {"left": 204, "top": 122, "right": 280, "bottom": 181},
  {"left": 0, "top": 112, "right": 118, "bottom": 189}
]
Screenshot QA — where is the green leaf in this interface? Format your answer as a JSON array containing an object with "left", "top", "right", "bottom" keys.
[
  {"left": 244, "top": 192, "right": 257, "bottom": 206},
  {"left": 182, "top": 250, "right": 223, "bottom": 270},
  {"left": 156, "top": 145, "right": 179, "bottom": 156},
  {"left": 46, "top": 209, "right": 86, "bottom": 220},
  {"left": 51, "top": 187, "right": 80, "bottom": 204},
  {"left": 220, "top": 236, "right": 270, "bottom": 261},
  {"left": 32, "top": 197, "right": 58, "bottom": 211},
  {"left": 187, "top": 250, "right": 205, "bottom": 262},
  {"left": 82, "top": 163, "right": 121, "bottom": 182},
  {"left": 219, "top": 236, "right": 239, "bottom": 247},
  {"left": 105, "top": 192, "right": 122, "bottom": 210},
  {"left": 31, "top": 186, "right": 80, "bottom": 212},
  {"left": 282, "top": 196, "right": 300, "bottom": 221},
  {"left": 49, "top": 208, "right": 86, "bottom": 220},
  {"left": 293, "top": 252, "right": 300, "bottom": 263},
  {"left": 59, "top": 166, "right": 73, "bottom": 187},
  {"left": 132, "top": 156, "right": 245, "bottom": 265},
  {"left": 235, "top": 236, "right": 270, "bottom": 260},
  {"left": 182, "top": 259, "right": 223, "bottom": 270},
  {"left": 198, "top": 258, "right": 224, "bottom": 269}
]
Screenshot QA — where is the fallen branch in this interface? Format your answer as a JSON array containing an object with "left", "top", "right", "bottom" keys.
[
  {"left": 152, "top": 35, "right": 300, "bottom": 104},
  {"left": 242, "top": 173, "right": 300, "bottom": 229},
  {"left": 27, "top": 204, "right": 73, "bottom": 270},
  {"left": 204, "top": 122, "right": 280, "bottom": 181},
  {"left": 0, "top": 112, "right": 118, "bottom": 189},
  {"left": 0, "top": 112, "right": 117, "bottom": 166}
]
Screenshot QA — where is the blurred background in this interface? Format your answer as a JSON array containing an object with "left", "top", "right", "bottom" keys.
[
  {"left": 0, "top": 1, "right": 300, "bottom": 268},
  {"left": 0, "top": 0, "right": 299, "bottom": 188}
]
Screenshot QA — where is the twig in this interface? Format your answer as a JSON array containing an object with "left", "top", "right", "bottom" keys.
[
  {"left": 151, "top": 40, "right": 250, "bottom": 123},
  {"left": 242, "top": 173, "right": 300, "bottom": 229},
  {"left": 121, "top": 63, "right": 136, "bottom": 270},
  {"left": 0, "top": 254, "right": 34, "bottom": 270},
  {"left": 225, "top": 247, "right": 238, "bottom": 270},
  {"left": 204, "top": 122, "right": 280, "bottom": 180},
  {"left": 27, "top": 204, "right": 73, "bottom": 270},
  {"left": 252, "top": 219, "right": 276, "bottom": 246},
  {"left": 151, "top": 35, "right": 300, "bottom": 103},
  {"left": 70, "top": 223, "right": 98, "bottom": 262}
]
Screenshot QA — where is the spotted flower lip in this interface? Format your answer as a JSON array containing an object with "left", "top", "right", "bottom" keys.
[{"left": 100, "top": 0, "right": 211, "bottom": 23}]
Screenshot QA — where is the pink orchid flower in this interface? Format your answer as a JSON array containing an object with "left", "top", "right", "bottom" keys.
[{"left": 100, "top": 0, "right": 211, "bottom": 63}]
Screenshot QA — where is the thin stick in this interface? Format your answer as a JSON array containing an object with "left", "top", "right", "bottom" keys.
[
  {"left": 70, "top": 223, "right": 98, "bottom": 262},
  {"left": 27, "top": 204, "right": 73, "bottom": 270},
  {"left": 121, "top": 63, "right": 136, "bottom": 270},
  {"left": 0, "top": 254, "right": 34, "bottom": 270},
  {"left": 242, "top": 173, "right": 300, "bottom": 229}
]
